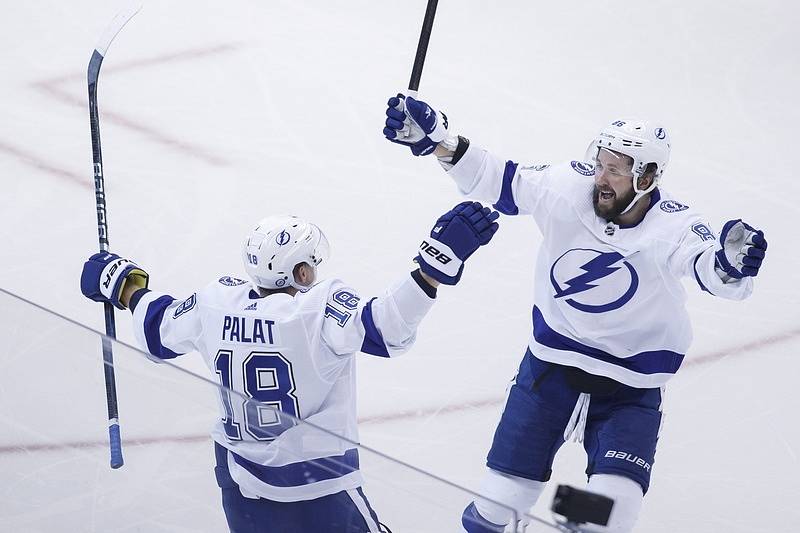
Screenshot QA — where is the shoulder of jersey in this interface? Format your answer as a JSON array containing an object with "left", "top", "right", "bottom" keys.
[
  {"left": 308, "top": 277, "right": 348, "bottom": 299},
  {"left": 568, "top": 160, "right": 595, "bottom": 177},
  {"left": 202, "top": 275, "right": 253, "bottom": 301},
  {"left": 647, "top": 192, "right": 708, "bottom": 240},
  {"left": 653, "top": 191, "right": 697, "bottom": 220},
  {"left": 545, "top": 160, "right": 596, "bottom": 187},
  {"left": 217, "top": 275, "right": 250, "bottom": 287},
  {"left": 287, "top": 277, "right": 342, "bottom": 303},
  {"left": 518, "top": 160, "right": 592, "bottom": 178},
  {"left": 293, "top": 278, "right": 349, "bottom": 314}
]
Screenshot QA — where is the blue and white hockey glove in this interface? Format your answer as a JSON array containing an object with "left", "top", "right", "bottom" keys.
[
  {"left": 81, "top": 252, "right": 149, "bottom": 310},
  {"left": 714, "top": 219, "right": 767, "bottom": 280},
  {"left": 384, "top": 93, "right": 449, "bottom": 156},
  {"left": 416, "top": 201, "right": 500, "bottom": 285}
]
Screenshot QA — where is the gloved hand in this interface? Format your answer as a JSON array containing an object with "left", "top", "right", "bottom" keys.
[
  {"left": 714, "top": 219, "right": 767, "bottom": 280},
  {"left": 416, "top": 201, "right": 500, "bottom": 285},
  {"left": 383, "top": 93, "right": 449, "bottom": 156},
  {"left": 81, "top": 252, "right": 149, "bottom": 310}
]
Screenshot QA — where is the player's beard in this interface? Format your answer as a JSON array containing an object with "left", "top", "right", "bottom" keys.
[{"left": 592, "top": 185, "right": 636, "bottom": 221}]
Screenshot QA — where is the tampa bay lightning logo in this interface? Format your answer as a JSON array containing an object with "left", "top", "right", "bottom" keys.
[
  {"left": 276, "top": 231, "right": 291, "bottom": 245},
  {"left": 660, "top": 200, "right": 688, "bottom": 213},
  {"left": 550, "top": 249, "right": 639, "bottom": 313},
  {"left": 571, "top": 161, "right": 594, "bottom": 176},
  {"left": 655, "top": 128, "right": 666, "bottom": 140},
  {"left": 219, "top": 276, "right": 248, "bottom": 286}
]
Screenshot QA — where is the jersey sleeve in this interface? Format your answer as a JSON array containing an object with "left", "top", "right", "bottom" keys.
[
  {"left": 445, "top": 141, "right": 559, "bottom": 219},
  {"left": 131, "top": 287, "right": 205, "bottom": 359},
  {"left": 320, "top": 273, "right": 436, "bottom": 358},
  {"left": 665, "top": 217, "right": 753, "bottom": 300}
]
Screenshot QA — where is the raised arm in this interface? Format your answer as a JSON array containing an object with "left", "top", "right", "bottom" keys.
[
  {"left": 321, "top": 201, "right": 500, "bottom": 357},
  {"left": 383, "top": 93, "right": 557, "bottom": 218},
  {"left": 80, "top": 253, "right": 201, "bottom": 359}
]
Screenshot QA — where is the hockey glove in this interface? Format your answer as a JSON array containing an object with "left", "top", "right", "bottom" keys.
[
  {"left": 81, "top": 252, "right": 150, "bottom": 310},
  {"left": 714, "top": 219, "right": 767, "bottom": 280},
  {"left": 384, "top": 93, "right": 449, "bottom": 156},
  {"left": 416, "top": 201, "right": 500, "bottom": 285}
]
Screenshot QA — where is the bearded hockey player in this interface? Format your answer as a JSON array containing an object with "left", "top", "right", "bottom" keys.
[{"left": 384, "top": 94, "right": 768, "bottom": 532}]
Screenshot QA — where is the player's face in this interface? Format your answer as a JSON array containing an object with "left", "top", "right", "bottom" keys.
[{"left": 592, "top": 149, "right": 635, "bottom": 220}]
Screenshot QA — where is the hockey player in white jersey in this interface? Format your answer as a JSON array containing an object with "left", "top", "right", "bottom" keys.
[
  {"left": 80, "top": 202, "right": 499, "bottom": 533},
  {"left": 383, "top": 95, "right": 768, "bottom": 532}
]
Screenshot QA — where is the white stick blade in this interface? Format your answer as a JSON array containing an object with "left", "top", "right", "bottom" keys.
[{"left": 95, "top": 0, "right": 143, "bottom": 56}]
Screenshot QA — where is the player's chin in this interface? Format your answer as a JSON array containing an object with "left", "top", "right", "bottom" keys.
[{"left": 592, "top": 189, "right": 617, "bottom": 218}]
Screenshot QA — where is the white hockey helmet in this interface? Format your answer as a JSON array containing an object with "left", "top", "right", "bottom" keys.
[
  {"left": 242, "top": 215, "right": 330, "bottom": 290},
  {"left": 587, "top": 119, "right": 671, "bottom": 194}
]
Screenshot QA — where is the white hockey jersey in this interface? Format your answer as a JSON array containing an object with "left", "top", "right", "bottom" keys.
[
  {"left": 131, "top": 273, "right": 435, "bottom": 501},
  {"left": 446, "top": 143, "right": 753, "bottom": 388}
]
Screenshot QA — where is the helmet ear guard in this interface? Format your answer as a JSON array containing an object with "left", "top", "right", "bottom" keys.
[{"left": 242, "top": 215, "right": 330, "bottom": 290}]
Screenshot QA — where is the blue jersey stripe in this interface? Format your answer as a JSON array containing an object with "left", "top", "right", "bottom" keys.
[
  {"left": 232, "top": 448, "right": 360, "bottom": 488},
  {"left": 532, "top": 306, "right": 684, "bottom": 375},
  {"left": 355, "top": 487, "right": 381, "bottom": 525},
  {"left": 142, "top": 295, "right": 182, "bottom": 359},
  {"left": 693, "top": 253, "right": 712, "bottom": 294},
  {"left": 360, "top": 298, "right": 390, "bottom": 357},
  {"left": 492, "top": 161, "right": 520, "bottom": 215}
]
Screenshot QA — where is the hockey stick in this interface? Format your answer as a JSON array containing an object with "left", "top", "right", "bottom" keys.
[
  {"left": 407, "top": 0, "right": 439, "bottom": 97},
  {"left": 87, "top": 1, "right": 142, "bottom": 470}
]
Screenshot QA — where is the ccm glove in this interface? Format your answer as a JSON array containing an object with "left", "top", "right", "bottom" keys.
[
  {"left": 81, "top": 252, "right": 149, "bottom": 310},
  {"left": 714, "top": 219, "right": 767, "bottom": 280},
  {"left": 384, "top": 93, "right": 449, "bottom": 156},
  {"left": 416, "top": 201, "right": 500, "bottom": 285}
]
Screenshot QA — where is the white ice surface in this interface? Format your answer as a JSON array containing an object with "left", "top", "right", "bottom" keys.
[{"left": 1, "top": 1, "right": 799, "bottom": 531}]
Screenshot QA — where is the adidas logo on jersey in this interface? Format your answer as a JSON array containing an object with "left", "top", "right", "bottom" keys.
[{"left": 244, "top": 302, "right": 258, "bottom": 311}]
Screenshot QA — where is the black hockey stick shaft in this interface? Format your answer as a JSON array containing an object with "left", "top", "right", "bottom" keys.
[
  {"left": 407, "top": 0, "right": 439, "bottom": 96},
  {"left": 87, "top": 1, "right": 142, "bottom": 470}
]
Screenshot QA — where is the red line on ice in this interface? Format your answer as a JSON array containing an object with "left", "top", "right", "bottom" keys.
[
  {"left": 0, "top": 140, "right": 88, "bottom": 188},
  {"left": 38, "top": 44, "right": 242, "bottom": 84},
  {"left": 31, "top": 44, "right": 241, "bottom": 171},
  {"left": 1, "top": 325, "right": 797, "bottom": 456}
]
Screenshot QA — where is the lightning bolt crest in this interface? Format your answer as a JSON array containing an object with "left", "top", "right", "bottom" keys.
[{"left": 555, "top": 252, "right": 624, "bottom": 298}]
